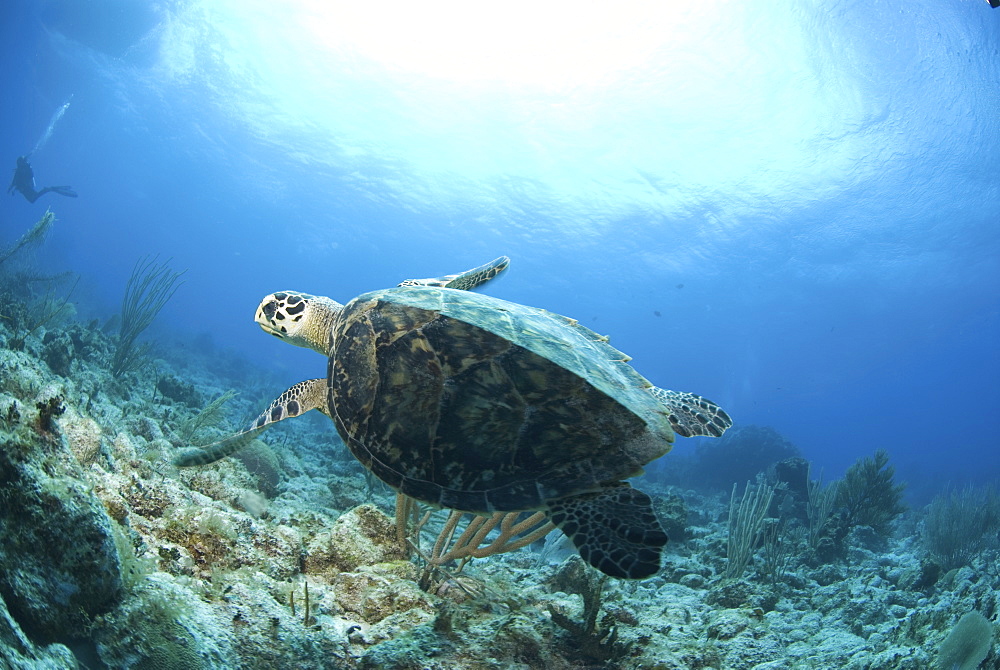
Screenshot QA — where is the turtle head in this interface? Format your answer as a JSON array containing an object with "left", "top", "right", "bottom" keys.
[{"left": 255, "top": 291, "right": 342, "bottom": 355}]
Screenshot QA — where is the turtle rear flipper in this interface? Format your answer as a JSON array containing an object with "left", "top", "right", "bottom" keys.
[
  {"left": 546, "top": 484, "right": 666, "bottom": 579},
  {"left": 650, "top": 387, "right": 733, "bottom": 438},
  {"left": 398, "top": 256, "right": 509, "bottom": 291},
  {"left": 173, "top": 424, "right": 268, "bottom": 466},
  {"left": 174, "top": 378, "right": 328, "bottom": 466}
]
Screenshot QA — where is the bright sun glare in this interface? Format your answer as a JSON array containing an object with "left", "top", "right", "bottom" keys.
[{"left": 291, "top": 1, "right": 699, "bottom": 89}]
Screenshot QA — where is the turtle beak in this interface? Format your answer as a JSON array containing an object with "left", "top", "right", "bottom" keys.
[{"left": 255, "top": 296, "right": 287, "bottom": 338}]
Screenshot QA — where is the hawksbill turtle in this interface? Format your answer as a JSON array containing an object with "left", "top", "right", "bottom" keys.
[{"left": 175, "top": 257, "right": 732, "bottom": 578}]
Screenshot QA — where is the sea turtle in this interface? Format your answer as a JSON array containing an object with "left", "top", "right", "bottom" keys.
[{"left": 175, "top": 257, "right": 732, "bottom": 578}]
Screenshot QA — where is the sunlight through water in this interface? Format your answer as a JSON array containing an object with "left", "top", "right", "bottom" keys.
[{"left": 151, "top": 0, "right": 998, "bottom": 281}]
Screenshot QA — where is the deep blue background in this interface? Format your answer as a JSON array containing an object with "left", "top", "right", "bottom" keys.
[{"left": 2, "top": 0, "right": 998, "bottom": 498}]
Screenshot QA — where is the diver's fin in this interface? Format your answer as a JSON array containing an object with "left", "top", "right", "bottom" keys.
[
  {"left": 546, "top": 483, "right": 666, "bottom": 579},
  {"left": 173, "top": 378, "right": 327, "bottom": 466},
  {"left": 397, "top": 256, "right": 509, "bottom": 291},
  {"left": 50, "top": 186, "right": 77, "bottom": 198}
]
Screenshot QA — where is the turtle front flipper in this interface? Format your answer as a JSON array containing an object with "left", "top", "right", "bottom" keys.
[
  {"left": 650, "top": 387, "right": 733, "bottom": 438},
  {"left": 546, "top": 483, "right": 666, "bottom": 579},
  {"left": 397, "top": 256, "right": 510, "bottom": 291},
  {"left": 173, "top": 378, "right": 328, "bottom": 467}
]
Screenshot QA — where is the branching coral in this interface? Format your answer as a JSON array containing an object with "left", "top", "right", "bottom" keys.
[
  {"left": 111, "top": 255, "right": 185, "bottom": 377},
  {"left": 548, "top": 558, "right": 630, "bottom": 663},
  {"left": 0, "top": 209, "right": 55, "bottom": 268},
  {"left": 395, "top": 494, "right": 555, "bottom": 590},
  {"left": 834, "top": 448, "right": 906, "bottom": 537},
  {"left": 924, "top": 484, "right": 1000, "bottom": 570},
  {"left": 806, "top": 469, "right": 839, "bottom": 550},
  {"left": 178, "top": 390, "right": 238, "bottom": 442},
  {"left": 724, "top": 478, "right": 777, "bottom": 579}
]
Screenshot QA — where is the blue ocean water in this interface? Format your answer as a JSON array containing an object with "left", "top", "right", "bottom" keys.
[{"left": 2, "top": 0, "right": 997, "bottom": 499}]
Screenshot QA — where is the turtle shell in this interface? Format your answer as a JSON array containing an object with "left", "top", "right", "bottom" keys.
[{"left": 327, "top": 286, "right": 675, "bottom": 513}]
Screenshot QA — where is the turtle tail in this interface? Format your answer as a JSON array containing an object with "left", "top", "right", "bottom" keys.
[{"left": 546, "top": 483, "right": 667, "bottom": 579}]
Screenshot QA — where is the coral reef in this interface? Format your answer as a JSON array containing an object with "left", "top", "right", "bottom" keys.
[
  {"left": 0, "top": 269, "right": 998, "bottom": 669},
  {"left": 663, "top": 424, "right": 802, "bottom": 492}
]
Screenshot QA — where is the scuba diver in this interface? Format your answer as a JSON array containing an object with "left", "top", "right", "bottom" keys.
[{"left": 8, "top": 155, "right": 77, "bottom": 204}]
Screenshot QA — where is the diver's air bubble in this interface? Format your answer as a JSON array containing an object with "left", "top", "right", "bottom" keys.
[{"left": 30, "top": 95, "right": 73, "bottom": 156}]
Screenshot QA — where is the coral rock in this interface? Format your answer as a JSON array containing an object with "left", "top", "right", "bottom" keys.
[
  {"left": 305, "top": 504, "right": 407, "bottom": 575},
  {"left": 59, "top": 406, "right": 103, "bottom": 465},
  {"left": 0, "top": 439, "right": 124, "bottom": 641},
  {"left": 334, "top": 564, "right": 434, "bottom": 623}
]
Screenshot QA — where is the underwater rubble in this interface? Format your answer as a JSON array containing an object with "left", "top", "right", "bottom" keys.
[{"left": 0, "top": 266, "right": 998, "bottom": 669}]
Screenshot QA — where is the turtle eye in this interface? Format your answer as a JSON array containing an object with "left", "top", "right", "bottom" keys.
[{"left": 261, "top": 301, "right": 278, "bottom": 321}]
